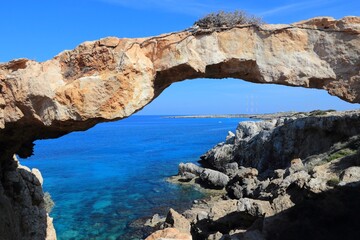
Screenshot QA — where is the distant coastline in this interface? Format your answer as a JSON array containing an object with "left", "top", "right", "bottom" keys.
[{"left": 165, "top": 111, "right": 297, "bottom": 120}]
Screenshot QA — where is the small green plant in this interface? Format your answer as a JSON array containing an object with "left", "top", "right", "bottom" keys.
[
  {"left": 194, "top": 10, "right": 263, "bottom": 29},
  {"left": 309, "top": 109, "right": 336, "bottom": 116},
  {"left": 326, "top": 148, "right": 356, "bottom": 162},
  {"left": 44, "top": 192, "right": 55, "bottom": 213},
  {"left": 327, "top": 177, "right": 340, "bottom": 187}
]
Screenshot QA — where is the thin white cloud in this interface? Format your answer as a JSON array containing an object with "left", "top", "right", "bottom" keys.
[
  {"left": 258, "top": 0, "right": 336, "bottom": 17},
  {"left": 98, "top": 0, "right": 242, "bottom": 16},
  {"left": 97, "top": 0, "right": 341, "bottom": 19}
]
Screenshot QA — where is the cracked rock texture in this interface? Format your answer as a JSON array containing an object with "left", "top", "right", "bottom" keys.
[
  {"left": 0, "top": 16, "right": 359, "bottom": 239},
  {"left": 0, "top": 156, "right": 56, "bottom": 240}
]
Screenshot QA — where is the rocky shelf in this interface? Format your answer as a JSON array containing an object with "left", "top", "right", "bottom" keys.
[{"left": 146, "top": 110, "right": 360, "bottom": 240}]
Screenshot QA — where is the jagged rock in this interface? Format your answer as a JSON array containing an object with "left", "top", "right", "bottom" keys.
[
  {"left": 339, "top": 166, "right": 360, "bottom": 184},
  {"left": 200, "top": 169, "right": 229, "bottom": 189},
  {"left": 165, "top": 208, "right": 191, "bottom": 234},
  {"left": 208, "top": 200, "right": 238, "bottom": 221},
  {"left": 179, "top": 163, "right": 203, "bottom": 176},
  {"left": 271, "top": 194, "right": 295, "bottom": 214},
  {"left": 46, "top": 215, "right": 57, "bottom": 240},
  {"left": 281, "top": 170, "right": 310, "bottom": 189},
  {"left": 0, "top": 156, "right": 56, "bottom": 240},
  {"left": 200, "top": 143, "right": 235, "bottom": 171},
  {"left": 237, "top": 198, "right": 274, "bottom": 217},
  {"left": 145, "top": 228, "right": 192, "bottom": 240},
  {"left": 145, "top": 214, "right": 165, "bottom": 228},
  {"left": 289, "top": 158, "right": 304, "bottom": 172},
  {"left": 225, "top": 131, "right": 235, "bottom": 144},
  {"left": 226, "top": 171, "right": 261, "bottom": 199},
  {"left": 224, "top": 162, "right": 238, "bottom": 170},
  {"left": 180, "top": 172, "right": 197, "bottom": 182},
  {"left": 201, "top": 111, "right": 360, "bottom": 172},
  {"left": 207, "top": 231, "right": 223, "bottom": 240},
  {"left": 306, "top": 177, "right": 329, "bottom": 193},
  {"left": 31, "top": 168, "right": 43, "bottom": 186},
  {"left": 223, "top": 162, "right": 239, "bottom": 176},
  {"left": 273, "top": 169, "right": 285, "bottom": 179}
]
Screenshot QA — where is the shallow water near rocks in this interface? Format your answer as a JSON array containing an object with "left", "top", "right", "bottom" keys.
[{"left": 21, "top": 115, "right": 247, "bottom": 239}]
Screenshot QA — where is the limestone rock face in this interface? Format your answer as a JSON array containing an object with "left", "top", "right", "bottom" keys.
[
  {"left": 145, "top": 228, "right": 192, "bottom": 240},
  {"left": 201, "top": 110, "right": 360, "bottom": 172},
  {"left": 0, "top": 16, "right": 360, "bottom": 162}
]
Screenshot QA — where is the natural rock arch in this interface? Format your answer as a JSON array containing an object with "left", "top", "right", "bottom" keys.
[
  {"left": 0, "top": 17, "right": 359, "bottom": 161},
  {"left": 0, "top": 16, "right": 359, "bottom": 239}
]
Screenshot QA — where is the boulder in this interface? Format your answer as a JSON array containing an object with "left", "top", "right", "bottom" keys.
[
  {"left": 208, "top": 200, "right": 238, "bottom": 221},
  {"left": 237, "top": 198, "right": 274, "bottom": 217},
  {"left": 200, "top": 169, "right": 229, "bottom": 189},
  {"left": 225, "top": 131, "right": 235, "bottom": 144},
  {"left": 165, "top": 209, "right": 191, "bottom": 234},
  {"left": 145, "top": 214, "right": 165, "bottom": 228},
  {"left": 179, "top": 163, "right": 203, "bottom": 176},
  {"left": 339, "top": 166, "right": 360, "bottom": 184},
  {"left": 145, "top": 228, "right": 192, "bottom": 240},
  {"left": 180, "top": 172, "right": 196, "bottom": 182}
]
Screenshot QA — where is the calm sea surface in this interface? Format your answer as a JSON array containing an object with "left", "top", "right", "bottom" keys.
[{"left": 21, "top": 115, "right": 248, "bottom": 239}]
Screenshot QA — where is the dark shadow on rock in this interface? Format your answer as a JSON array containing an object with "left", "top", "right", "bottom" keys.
[
  {"left": 265, "top": 182, "right": 360, "bottom": 240},
  {"left": 0, "top": 160, "right": 49, "bottom": 240},
  {"left": 194, "top": 178, "right": 225, "bottom": 190},
  {"left": 191, "top": 211, "right": 256, "bottom": 240}
]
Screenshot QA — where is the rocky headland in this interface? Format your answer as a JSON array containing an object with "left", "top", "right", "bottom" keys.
[
  {"left": 147, "top": 110, "right": 360, "bottom": 240},
  {"left": 0, "top": 16, "right": 359, "bottom": 239}
]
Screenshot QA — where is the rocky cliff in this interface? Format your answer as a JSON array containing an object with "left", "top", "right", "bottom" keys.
[
  {"left": 200, "top": 110, "right": 360, "bottom": 172},
  {"left": 0, "top": 16, "right": 360, "bottom": 239},
  {"left": 159, "top": 110, "right": 360, "bottom": 240}
]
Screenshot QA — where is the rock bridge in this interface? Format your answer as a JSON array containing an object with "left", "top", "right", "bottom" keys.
[{"left": 0, "top": 16, "right": 359, "bottom": 239}]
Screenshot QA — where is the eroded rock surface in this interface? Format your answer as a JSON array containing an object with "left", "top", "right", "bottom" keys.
[
  {"left": 0, "top": 156, "right": 56, "bottom": 240},
  {"left": 201, "top": 110, "right": 360, "bottom": 172},
  {"left": 0, "top": 16, "right": 360, "bottom": 240},
  {"left": 166, "top": 110, "right": 360, "bottom": 239},
  {"left": 0, "top": 16, "right": 359, "bottom": 162}
]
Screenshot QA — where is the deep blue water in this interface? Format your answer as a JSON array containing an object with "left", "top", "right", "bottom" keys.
[{"left": 21, "top": 116, "right": 246, "bottom": 240}]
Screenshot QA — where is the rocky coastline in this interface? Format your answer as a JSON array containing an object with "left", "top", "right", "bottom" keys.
[
  {"left": 164, "top": 112, "right": 297, "bottom": 120},
  {"left": 0, "top": 16, "right": 359, "bottom": 239},
  {"left": 146, "top": 110, "right": 360, "bottom": 240}
]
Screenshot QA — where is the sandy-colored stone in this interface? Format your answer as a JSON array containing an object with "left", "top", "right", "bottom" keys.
[
  {"left": 165, "top": 208, "right": 191, "bottom": 234},
  {"left": 46, "top": 215, "right": 57, "bottom": 240},
  {"left": 340, "top": 166, "right": 360, "bottom": 184},
  {"left": 145, "top": 228, "right": 192, "bottom": 240},
  {"left": 0, "top": 16, "right": 360, "bottom": 240},
  {"left": 0, "top": 16, "right": 359, "bottom": 162}
]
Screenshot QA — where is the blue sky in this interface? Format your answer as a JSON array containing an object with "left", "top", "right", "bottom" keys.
[{"left": 1, "top": 0, "right": 359, "bottom": 114}]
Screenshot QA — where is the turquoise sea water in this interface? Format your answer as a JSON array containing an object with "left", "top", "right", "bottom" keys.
[{"left": 21, "top": 116, "right": 247, "bottom": 239}]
